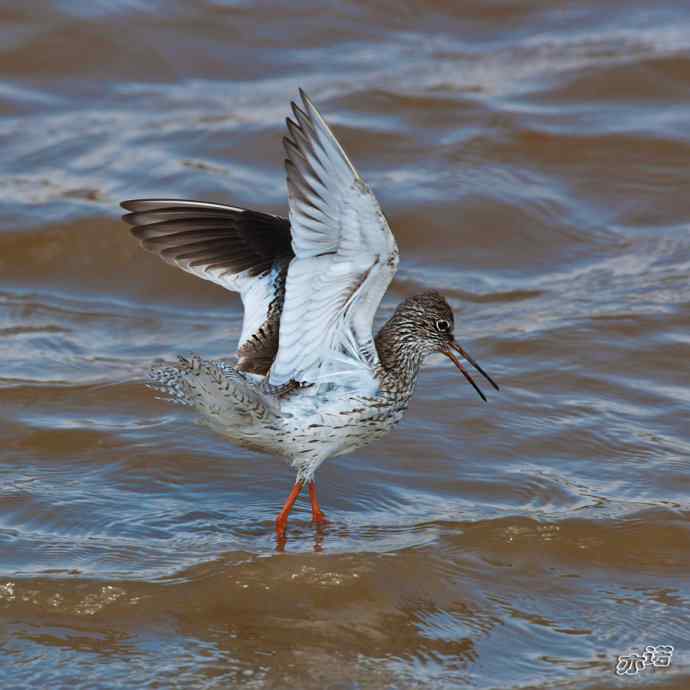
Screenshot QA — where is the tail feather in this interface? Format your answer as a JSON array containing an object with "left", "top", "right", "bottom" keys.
[
  {"left": 148, "top": 355, "right": 276, "bottom": 427},
  {"left": 148, "top": 355, "right": 200, "bottom": 406}
]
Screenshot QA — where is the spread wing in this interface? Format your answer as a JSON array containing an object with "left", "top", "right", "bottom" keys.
[
  {"left": 121, "top": 199, "right": 294, "bottom": 374},
  {"left": 268, "top": 90, "right": 399, "bottom": 390}
]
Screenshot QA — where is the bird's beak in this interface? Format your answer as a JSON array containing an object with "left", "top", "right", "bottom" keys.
[{"left": 442, "top": 341, "right": 500, "bottom": 402}]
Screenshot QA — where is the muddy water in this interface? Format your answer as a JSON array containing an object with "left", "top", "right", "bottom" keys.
[{"left": 1, "top": 2, "right": 690, "bottom": 688}]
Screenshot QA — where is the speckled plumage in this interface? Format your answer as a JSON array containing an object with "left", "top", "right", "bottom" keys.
[
  {"left": 122, "top": 90, "right": 498, "bottom": 530},
  {"left": 149, "top": 292, "right": 459, "bottom": 482}
]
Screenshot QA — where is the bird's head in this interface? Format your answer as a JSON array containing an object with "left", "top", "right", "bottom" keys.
[{"left": 396, "top": 290, "right": 499, "bottom": 401}]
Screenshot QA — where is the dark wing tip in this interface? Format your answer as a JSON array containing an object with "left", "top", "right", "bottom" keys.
[
  {"left": 291, "top": 100, "right": 308, "bottom": 124},
  {"left": 121, "top": 199, "right": 168, "bottom": 213},
  {"left": 298, "top": 88, "right": 319, "bottom": 119}
]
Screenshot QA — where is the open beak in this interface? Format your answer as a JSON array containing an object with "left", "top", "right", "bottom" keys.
[{"left": 443, "top": 341, "right": 500, "bottom": 402}]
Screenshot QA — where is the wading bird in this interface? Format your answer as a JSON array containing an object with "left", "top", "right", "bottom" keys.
[{"left": 121, "top": 90, "right": 498, "bottom": 538}]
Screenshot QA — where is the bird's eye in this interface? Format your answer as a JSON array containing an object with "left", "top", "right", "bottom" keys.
[{"left": 435, "top": 319, "right": 450, "bottom": 333}]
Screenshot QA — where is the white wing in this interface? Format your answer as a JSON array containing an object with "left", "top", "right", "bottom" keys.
[
  {"left": 121, "top": 199, "right": 293, "bottom": 370},
  {"left": 269, "top": 90, "right": 399, "bottom": 389}
]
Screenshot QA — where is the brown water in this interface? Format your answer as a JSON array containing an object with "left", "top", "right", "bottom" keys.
[{"left": 1, "top": 2, "right": 690, "bottom": 688}]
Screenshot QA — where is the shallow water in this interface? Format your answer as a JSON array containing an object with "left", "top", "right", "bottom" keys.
[{"left": 1, "top": 1, "right": 690, "bottom": 688}]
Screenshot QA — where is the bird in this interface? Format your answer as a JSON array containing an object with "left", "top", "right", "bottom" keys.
[{"left": 121, "top": 89, "right": 499, "bottom": 539}]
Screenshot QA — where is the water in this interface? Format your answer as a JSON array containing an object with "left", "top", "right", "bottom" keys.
[{"left": 1, "top": 1, "right": 690, "bottom": 688}]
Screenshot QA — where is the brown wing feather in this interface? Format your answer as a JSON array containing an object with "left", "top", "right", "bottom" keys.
[{"left": 121, "top": 200, "right": 293, "bottom": 279}]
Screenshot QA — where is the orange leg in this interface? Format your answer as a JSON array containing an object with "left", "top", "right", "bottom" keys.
[
  {"left": 308, "top": 481, "right": 328, "bottom": 525},
  {"left": 275, "top": 481, "right": 303, "bottom": 537}
]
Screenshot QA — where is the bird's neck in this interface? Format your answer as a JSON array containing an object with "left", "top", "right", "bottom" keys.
[{"left": 374, "top": 312, "right": 426, "bottom": 395}]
